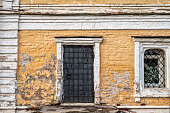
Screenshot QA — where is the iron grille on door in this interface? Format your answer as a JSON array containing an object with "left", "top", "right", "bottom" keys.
[{"left": 63, "top": 45, "right": 94, "bottom": 103}]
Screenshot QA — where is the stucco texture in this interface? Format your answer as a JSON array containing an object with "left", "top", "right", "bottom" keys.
[
  {"left": 20, "top": 0, "right": 170, "bottom": 5},
  {"left": 17, "top": 30, "right": 170, "bottom": 106}
]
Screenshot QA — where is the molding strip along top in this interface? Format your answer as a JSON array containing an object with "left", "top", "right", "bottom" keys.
[
  {"left": 18, "top": 15, "right": 170, "bottom": 30},
  {"left": 18, "top": 4, "right": 170, "bottom": 15}
]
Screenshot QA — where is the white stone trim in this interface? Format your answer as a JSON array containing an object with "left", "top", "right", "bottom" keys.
[
  {"left": 16, "top": 106, "right": 29, "bottom": 109},
  {"left": 0, "top": 14, "right": 19, "bottom": 109},
  {"left": 134, "top": 37, "right": 170, "bottom": 102},
  {"left": 56, "top": 43, "right": 62, "bottom": 103},
  {"left": 117, "top": 106, "right": 170, "bottom": 109},
  {"left": 55, "top": 37, "right": 102, "bottom": 104},
  {"left": 94, "top": 43, "right": 100, "bottom": 104},
  {"left": 0, "top": 107, "right": 16, "bottom": 110},
  {"left": 19, "top": 4, "right": 170, "bottom": 14},
  {"left": 19, "top": 15, "right": 170, "bottom": 30},
  {"left": 134, "top": 41, "right": 141, "bottom": 102},
  {"left": 54, "top": 38, "right": 102, "bottom": 44}
]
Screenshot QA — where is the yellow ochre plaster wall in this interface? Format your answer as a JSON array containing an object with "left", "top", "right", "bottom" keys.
[
  {"left": 20, "top": 0, "right": 170, "bottom": 5},
  {"left": 17, "top": 30, "right": 170, "bottom": 106}
]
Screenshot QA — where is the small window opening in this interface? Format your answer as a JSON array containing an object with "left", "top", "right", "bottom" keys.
[{"left": 144, "top": 49, "right": 165, "bottom": 88}]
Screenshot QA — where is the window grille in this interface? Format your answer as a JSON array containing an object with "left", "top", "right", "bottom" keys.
[
  {"left": 63, "top": 45, "right": 94, "bottom": 103},
  {"left": 144, "top": 49, "right": 165, "bottom": 88}
]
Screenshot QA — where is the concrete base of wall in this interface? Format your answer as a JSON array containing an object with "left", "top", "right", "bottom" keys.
[
  {"left": 0, "top": 110, "right": 15, "bottom": 113},
  {"left": 117, "top": 106, "right": 170, "bottom": 113},
  {"left": 14, "top": 106, "right": 170, "bottom": 113},
  {"left": 131, "top": 109, "right": 170, "bottom": 113}
]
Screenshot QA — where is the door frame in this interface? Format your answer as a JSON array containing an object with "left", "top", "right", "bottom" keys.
[{"left": 55, "top": 37, "right": 102, "bottom": 104}]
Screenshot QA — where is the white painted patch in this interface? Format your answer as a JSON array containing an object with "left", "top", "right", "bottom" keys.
[
  {"left": 0, "top": 78, "right": 16, "bottom": 85},
  {"left": 0, "top": 39, "right": 18, "bottom": 46},
  {"left": 0, "top": 70, "right": 16, "bottom": 78},
  {"left": 0, "top": 22, "right": 18, "bottom": 30},
  {"left": 0, "top": 62, "right": 17, "bottom": 70},
  {"left": 0, "top": 85, "right": 15, "bottom": 93},
  {"left": 0, "top": 54, "right": 17, "bottom": 62},
  {"left": 0, "top": 31, "right": 18, "bottom": 38},
  {"left": 0, "top": 47, "right": 18, "bottom": 53},
  {"left": 0, "top": 94, "right": 15, "bottom": 101},
  {"left": 0, "top": 101, "right": 15, "bottom": 108}
]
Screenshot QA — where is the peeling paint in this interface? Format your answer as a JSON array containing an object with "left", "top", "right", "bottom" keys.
[
  {"left": 1, "top": 66, "right": 10, "bottom": 70},
  {"left": 21, "top": 53, "right": 35, "bottom": 67},
  {"left": 101, "top": 71, "right": 133, "bottom": 106},
  {"left": 0, "top": 56, "right": 7, "bottom": 61},
  {"left": 18, "top": 30, "right": 170, "bottom": 107},
  {"left": 135, "top": 82, "right": 140, "bottom": 93},
  {"left": 17, "top": 53, "right": 57, "bottom": 106}
]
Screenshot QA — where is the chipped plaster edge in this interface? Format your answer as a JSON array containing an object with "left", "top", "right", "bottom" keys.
[
  {"left": 55, "top": 37, "right": 102, "bottom": 104},
  {"left": 117, "top": 106, "right": 170, "bottom": 109}
]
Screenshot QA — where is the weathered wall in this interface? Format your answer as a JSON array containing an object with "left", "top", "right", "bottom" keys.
[
  {"left": 20, "top": 0, "right": 170, "bottom": 5},
  {"left": 17, "top": 31, "right": 57, "bottom": 106},
  {"left": 18, "top": 30, "right": 170, "bottom": 107}
]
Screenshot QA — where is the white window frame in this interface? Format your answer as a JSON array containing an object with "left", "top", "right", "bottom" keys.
[
  {"left": 133, "top": 37, "right": 170, "bottom": 102},
  {"left": 54, "top": 37, "right": 102, "bottom": 104}
]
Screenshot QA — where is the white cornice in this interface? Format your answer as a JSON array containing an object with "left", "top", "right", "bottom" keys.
[
  {"left": 19, "top": 15, "right": 170, "bottom": 30},
  {"left": 19, "top": 4, "right": 170, "bottom": 14}
]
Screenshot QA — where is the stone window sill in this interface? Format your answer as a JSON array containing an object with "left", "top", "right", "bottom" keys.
[{"left": 140, "top": 88, "right": 170, "bottom": 97}]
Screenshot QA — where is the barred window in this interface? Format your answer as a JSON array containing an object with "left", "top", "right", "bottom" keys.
[{"left": 144, "top": 49, "right": 165, "bottom": 88}]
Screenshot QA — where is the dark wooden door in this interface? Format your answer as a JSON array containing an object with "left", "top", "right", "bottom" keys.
[{"left": 63, "top": 45, "right": 94, "bottom": 103}]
